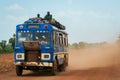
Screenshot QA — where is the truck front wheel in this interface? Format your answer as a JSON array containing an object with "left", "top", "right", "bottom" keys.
[
  {"left": 51, "top": 59, "right": 57, "bottom": 75},
  {"left": 16, "top": 66, "right": 23, "bottom": 76}
]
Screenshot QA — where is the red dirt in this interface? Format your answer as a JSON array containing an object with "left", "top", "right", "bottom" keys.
[
  {"left": 0, "top": 54, "right": 14, "bottom": 72},
  {"left": 0, "top": 43, "right": 120, "bottom": 80}
]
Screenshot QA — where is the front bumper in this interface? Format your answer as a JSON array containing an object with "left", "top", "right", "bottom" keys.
[{"left": 15, "top": 62, "right": 53, "bottom": 67}]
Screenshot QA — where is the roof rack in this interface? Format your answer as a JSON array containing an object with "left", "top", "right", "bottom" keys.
[{"left": 24, "top": 14, "right": 66, "bottom": 30}]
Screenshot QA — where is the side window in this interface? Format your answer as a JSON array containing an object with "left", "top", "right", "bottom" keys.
[
  {"left": 66, "top": 37, "right": 68, "bottom": 47},
  {"left": 59, "top": 33, "right": 63, "bottom": 46},
  {"left": 53, "top": 31, "right": 56, "bottom": 45},
  {"left": 54, "top": 31, "right": 58, "bottom": 46},
  {"left": 63, "top": 34, "right": 68, "bottom": 47},
  {"left": 54, "top": 31, "right": 68, "bottom": 47},
  {"left": 64, "top": 37, "right": 66, "bottom": 46},
  {"left": 59, "top": 36, "right": 61, "bottom": 46}
]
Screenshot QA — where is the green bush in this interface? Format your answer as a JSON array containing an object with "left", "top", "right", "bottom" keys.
[
  {"left": 4, "top": 45, "right": 14, "bottom": 53},
  {"left": 0, "top": 45, "right": 13, "bottom": 54},
  {"left": 0, "top": 46, "right": 3, "bottom": 53}
]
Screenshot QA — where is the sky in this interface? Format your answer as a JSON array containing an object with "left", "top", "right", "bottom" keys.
[{"left": 0, "top": 0, "right": 120, "bottom": 43}]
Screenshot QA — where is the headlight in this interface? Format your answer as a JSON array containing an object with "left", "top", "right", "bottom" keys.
[
  {"left": 41, "top": 53, "right": 50, "bottom": 60},
  {"left": 16, "top": 53, "right": 24, "bottom": 60}
]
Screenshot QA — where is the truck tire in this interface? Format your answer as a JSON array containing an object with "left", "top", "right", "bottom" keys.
[
  {"left": 51, "top": 59, "right": 57, "bottom": 75},
  {"left": 63, "top": 59, "right": 67, "bottom": 71},
  {"left": 16, "top": 66, "right": 23, "bottom": 76},
  {"left": 58, "top": 58, "right": 66, "bottom": 72}
]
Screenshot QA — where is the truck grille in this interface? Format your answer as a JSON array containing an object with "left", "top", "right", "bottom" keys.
[
  {"left": 23, "top": 41, "right": 41, "bottom": 62},
  {"left": 25, "top": 51, "right": 41, "bottom": 62}
]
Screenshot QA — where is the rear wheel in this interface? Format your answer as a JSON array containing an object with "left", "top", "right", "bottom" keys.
[
  {"left": 58, "top": 58, "right": 67, "bottom": 72},
  {"left": 16, "top": 66, "right": 23, "bottom": 76},
  {"left": 51, "top": 59, "right": 57, "bottom": 75}
]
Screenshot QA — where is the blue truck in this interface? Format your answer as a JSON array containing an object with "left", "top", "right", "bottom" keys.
[{"left": 14, "top": 13, "right": 68, "bottom": 76}]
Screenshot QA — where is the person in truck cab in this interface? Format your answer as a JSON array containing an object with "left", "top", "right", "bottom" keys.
[{"left": 35, "top": 35, "right": 47, "bottom": 45}]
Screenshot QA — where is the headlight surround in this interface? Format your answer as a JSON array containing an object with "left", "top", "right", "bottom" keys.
[
  {"left": 16, "top": 53, "right": 24, "bottom": 60},
  {"left": 41, "top": 53, "right": 50, "bottom": 60}
]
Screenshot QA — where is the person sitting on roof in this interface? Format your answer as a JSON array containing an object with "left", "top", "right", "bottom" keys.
[{"left": 44, "top": 11, "right": 52, "bottom": 21}]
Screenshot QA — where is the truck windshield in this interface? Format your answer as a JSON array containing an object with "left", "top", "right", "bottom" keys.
[
  {"left": 34, "top": 31, "right": 50, "bottom": 45},
  {"left": 18, "top": 31, "right": 51, "bottom": 45},
  {"left": 18, "top": 31, "right": 33, "bottom": 44}
]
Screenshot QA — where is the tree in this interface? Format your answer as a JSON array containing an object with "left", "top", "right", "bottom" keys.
[
  {"left": 0, "top": 40, "right": 7, "bottom": 53},
  {"left": 0, "top": 34, "right": 15, "bottom": 53},
  {"left": 72, "top": 43, "right": 79, "bottom": 49},
  {"left": 0, "top": 46, "right": 3, "bottom": 53},
  {"left": 4, "top": 44, "right": 13, "bottom": 53},
  {"left": 0, "top": 42, "right": 2, "bottom": 46},
  {"left": 1, "top": 40, "right": 7, "bottom": 51},
  {"left": 79, "top": 42, "right": 87, "bottom": 48},
  {"left": 9, "top": 38, "right": 15, "bottom": 49}
]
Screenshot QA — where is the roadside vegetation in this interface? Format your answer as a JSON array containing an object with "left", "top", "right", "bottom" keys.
[
  {"left": 0, "top": 35, "right": 15, "bottom": 72},
  {"left": 69, "top": 35, "right": 120, "bottom": 49},
  {"left": 0, "top": 36, "right": 15, "bottom": 54},
  {"left": 69, "top": 41, "right": 107, "bottom": 49}
]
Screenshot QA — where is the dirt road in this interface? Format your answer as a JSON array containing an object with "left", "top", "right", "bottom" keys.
[{"left": 0, "top": 43, "right": 120, "bottom": 80}]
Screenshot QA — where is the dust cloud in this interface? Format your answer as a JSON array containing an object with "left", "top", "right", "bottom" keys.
[{"left": 69, "top": 43, "right": 120, "bottom": 70}]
